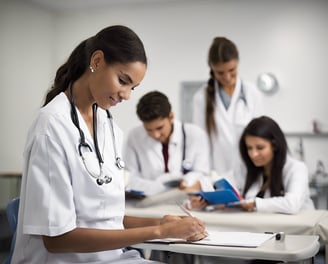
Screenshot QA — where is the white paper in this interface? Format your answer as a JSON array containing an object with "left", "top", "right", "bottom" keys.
[
  {"left": 146, "top": 231, "right": 275, "bottom": 248},
  {"left": 192, "top": 231, "right": 275, "bottom": 247}
]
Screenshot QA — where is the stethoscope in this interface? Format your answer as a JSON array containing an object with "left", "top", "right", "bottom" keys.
[
  {"left": 215, "top": 80, "right": 247, "bottom": 106},
  {"left": 68, "top": 82, "right": 125, "bottom": 185},
  {"left": 181, "top": 123, "right": 192, "bottom": 175}
]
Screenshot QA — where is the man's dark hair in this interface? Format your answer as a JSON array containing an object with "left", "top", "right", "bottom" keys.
[{"left": 136, "top": 91, "right": 171, "bottom": 122}]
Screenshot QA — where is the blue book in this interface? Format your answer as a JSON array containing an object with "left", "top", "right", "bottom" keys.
[{"left": 189, "top": 178, "right": 243, "bottom": 205}]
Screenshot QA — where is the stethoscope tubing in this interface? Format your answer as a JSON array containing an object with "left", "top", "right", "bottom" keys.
[{"left": 68, "top": 82, "right": 124, "bottom": 185}]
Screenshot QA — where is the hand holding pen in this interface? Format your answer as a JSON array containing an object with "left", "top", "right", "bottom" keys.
[{"left": 173, "top": 201, "right": 208, "bottom": 241}]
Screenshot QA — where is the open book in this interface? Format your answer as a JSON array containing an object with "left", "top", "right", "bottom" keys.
[
  {"left": 189, "top": 178, "right": 243, "bottom": 205},
  {"left": 146, "top": 231, "right": 275, "bottom": 248}
]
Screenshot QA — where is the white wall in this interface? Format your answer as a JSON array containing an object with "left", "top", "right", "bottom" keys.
[
  {"left": 0, "top": 0, "right": 55, "bottom": 207},
  {"left": 0, "top": 0, "right": 327, "bottom": 180}
]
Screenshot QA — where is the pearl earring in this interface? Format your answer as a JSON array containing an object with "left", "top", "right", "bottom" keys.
[{"left": 89, "top": 65, "right": 95, "bottom": 73}]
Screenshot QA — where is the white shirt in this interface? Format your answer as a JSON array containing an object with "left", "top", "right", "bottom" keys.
[
  {"left": 192, "top": 78, "right": 263, "bottom": 178},
  {"left": 244, "top": 156, "right": 315, "bottom": 214},
  {"left": 124, "top": 120, "right": 210, "bottom": 195},
  {"left": 12, "top": 93, "right": 130, "bottom": 263}
]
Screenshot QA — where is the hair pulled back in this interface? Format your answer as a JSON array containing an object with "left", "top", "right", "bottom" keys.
[
  {"left": 43, "top": 25, "right": 147, "bottom": 106},
  {"left": 205, "top": 37, "right": 239, "bottom": 137}
]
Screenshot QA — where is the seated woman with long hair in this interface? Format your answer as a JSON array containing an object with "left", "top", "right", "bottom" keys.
[{"left": 189, "top": 116, "right": 315, "bottom": 214}]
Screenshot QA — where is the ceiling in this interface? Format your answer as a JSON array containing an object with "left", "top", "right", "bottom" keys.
[{"left": 20, "top": 0, "right": 181, "bottom": 12}]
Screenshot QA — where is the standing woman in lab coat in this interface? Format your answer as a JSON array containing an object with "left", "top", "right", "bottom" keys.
[
  {"left": 192, "top": 37, "right": 263, "bottom": 181},
  {"left": 12, "top": 25, "right": 206, "bottom": 264}
]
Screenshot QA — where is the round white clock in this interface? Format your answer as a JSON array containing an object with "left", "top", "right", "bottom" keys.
[{"left": 257, "top": 73, "right": 279, "bottom": 95}]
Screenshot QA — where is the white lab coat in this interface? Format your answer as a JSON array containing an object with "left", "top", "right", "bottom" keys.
[
  {"left": 192, "top": 78, "right": 263, "bottom": 178},
  {"left": 200, "top": 156, "right": 315, "bottom": 214},
  {"left": 124, "top": 120, "right": 210, "bottom": 196},
  {"left": 12, "top": 93, "right": 159, "bottom": 264},
  {"left": 243, "top": 156, "right": 315, "bottom": 214}
]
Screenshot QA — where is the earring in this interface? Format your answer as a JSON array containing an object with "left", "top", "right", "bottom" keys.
[{"left": 89, "top": 65, "right": 95, "bottom": 73}]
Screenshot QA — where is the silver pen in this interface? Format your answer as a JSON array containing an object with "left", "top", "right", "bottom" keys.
[{"left": 175, "top": 201, "right": 194, "bottom": 217}]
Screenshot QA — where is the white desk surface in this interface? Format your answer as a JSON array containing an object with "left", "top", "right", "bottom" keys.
[
  {"left": 125, "top": 203, "right": 328, "bottom": 243},
  {"left": 133, "top": 234, "right": 320, "bottom": 262}
]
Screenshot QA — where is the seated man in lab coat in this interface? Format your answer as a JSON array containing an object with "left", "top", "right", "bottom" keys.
[{"left": 124, "top": 90, "right": 210, "bottom": 196}]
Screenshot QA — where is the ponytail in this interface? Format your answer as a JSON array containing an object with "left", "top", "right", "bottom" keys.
[
  {"left": 43, "top": 39, "right": 89, "bottom": 106},
  {"left": 205, "top": 71, "right": 217, "bottom": 137},
  {"left": 205, "top": 36, "right": 239, "bottom": 137}
]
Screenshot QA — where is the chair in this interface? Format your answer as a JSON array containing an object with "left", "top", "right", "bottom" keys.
[{"left": 3, "top": 198, "right": 19, "bottom": 264}]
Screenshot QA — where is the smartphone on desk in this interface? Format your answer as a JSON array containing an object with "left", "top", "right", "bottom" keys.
[
  {"left": 163, "top": 179, "right": 182, "bottom": 188},
  {"left": 125, "top": 190, "right": 146, "bottom": 200}
]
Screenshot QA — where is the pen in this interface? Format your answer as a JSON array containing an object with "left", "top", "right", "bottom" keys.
[{"left": 175, "top": 201, "right": 194, "bottom": 217}]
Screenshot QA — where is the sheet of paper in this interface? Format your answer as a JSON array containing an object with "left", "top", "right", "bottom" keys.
[
  {"left": 146, "top": 231, "right": 275, "bottom": 248},
  {"left": 191, "top": 231, "right": 275, "bottom": 248}
]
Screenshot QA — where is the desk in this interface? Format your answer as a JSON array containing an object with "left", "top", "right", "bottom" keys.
[
  {"left": 126, "top": 203, "right": 328, "bottom": 263},
  {"left": 133, "top": 235, "right": 319, "bottom": 263}
]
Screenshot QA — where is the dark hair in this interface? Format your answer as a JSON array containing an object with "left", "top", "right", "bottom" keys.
[
  {"left": 136, "top": 91, "right": 171, "bottom": 122},
  {"left": 239, "top": 116, "right": 288, "bottom": 197},
  {"left": 205, "top": 37, "right": 239, "bottom": 137},
  {"left": 43, "top": 25, "right": 147, "bottom": 106}
]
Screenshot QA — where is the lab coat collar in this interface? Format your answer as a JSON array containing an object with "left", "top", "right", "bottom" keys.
[{"left": 169, "top": 119, "right": 182, "bottom": 147}]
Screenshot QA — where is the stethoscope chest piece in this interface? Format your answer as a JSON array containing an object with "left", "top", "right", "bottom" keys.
[
  {"left": 182, "top": 160, "right": 192, "bottom": 175},
  {"left": 97, "top": 175, "right": 112, "bottom": 186},
  {"left": 116, "top": 157, "right": 125, "bottom": 170}
]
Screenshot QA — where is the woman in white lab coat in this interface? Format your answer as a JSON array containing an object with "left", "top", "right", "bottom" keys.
[
  {"left": 124, "top": 91, "right": 210, "bottom": 196},
  {"left": 192, "top": 37, "right": 263, "bottom": 179},
  {"left": 189, "top": 116, "right": 315, "bottom": 215},
  {"left": 237, "top": 116, "right": 315, "bottom": 214},
  {"left": 12, "top": 25, "right": 206, "bottom": 264}
]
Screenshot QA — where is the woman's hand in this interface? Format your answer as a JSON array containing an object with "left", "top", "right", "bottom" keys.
[
  {"left": 159, "top": 216, "right": 208, "bottom": 241},
  {"left": 159, "top": 214, "right": 183, "bottom": 225},
  {"left": 239, "top": 199, "right": 256, "bottom": 212},
  {"left": 179, "top": 180, "right": 201, "bottom": 193},
  {"left": 188, "top": 195, "right": 208, "bottom": 210}
]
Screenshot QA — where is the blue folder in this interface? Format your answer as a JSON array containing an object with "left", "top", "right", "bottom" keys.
[{"left": 189, "top": 178, "right": 242, "bottom": 205}]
